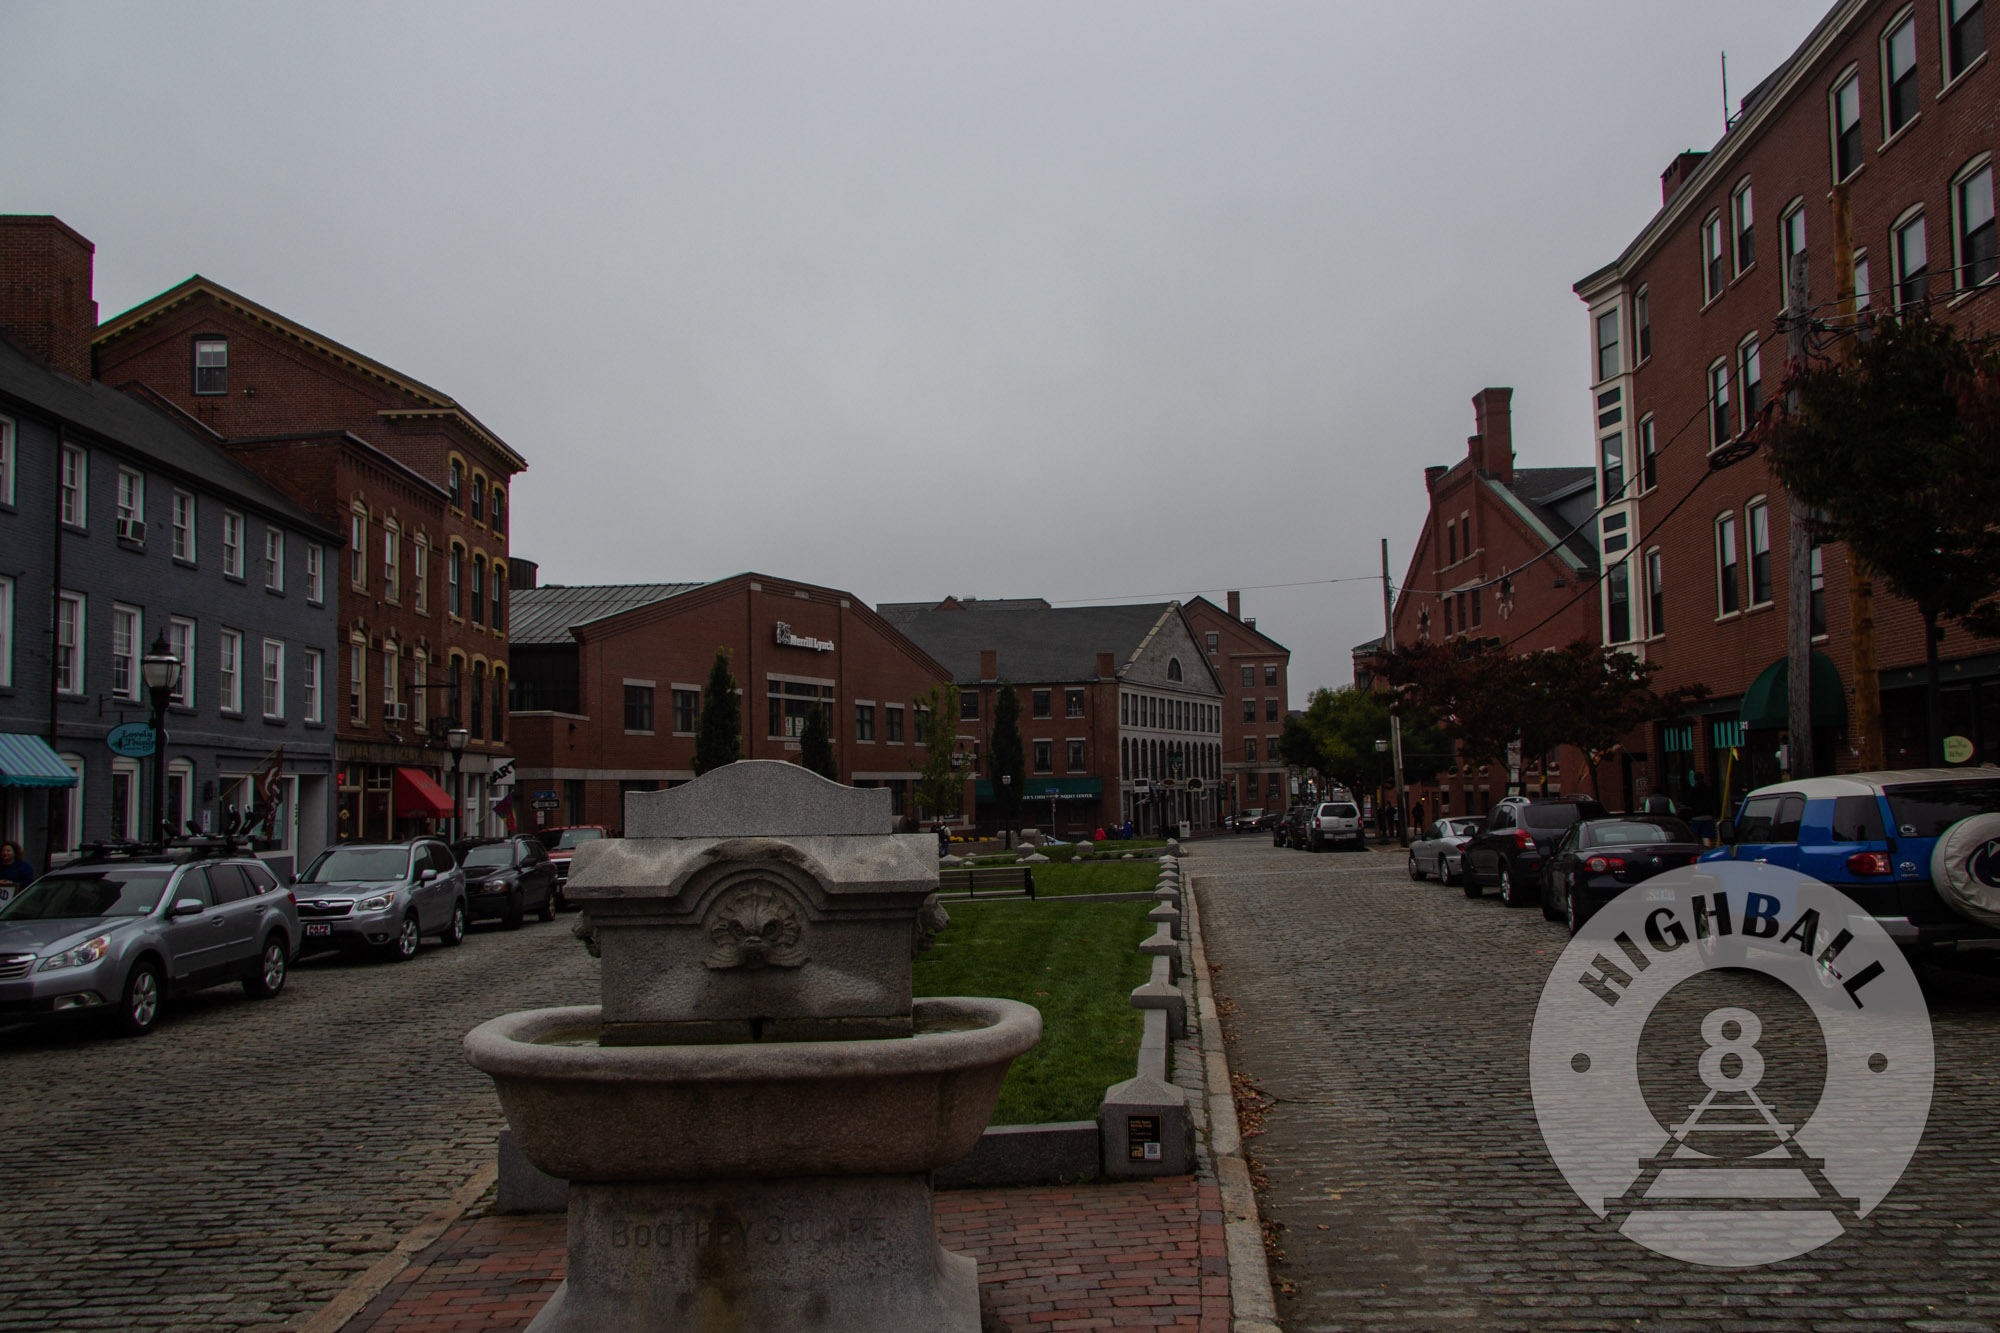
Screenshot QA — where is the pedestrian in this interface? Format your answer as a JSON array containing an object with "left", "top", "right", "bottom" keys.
[
  {"left": 1686, "top": 770, "right": 1719, "bottom": 845},
  {"left": 0, "top": 841, "right": 34, "bottom": 899},
  {"left": 934, "top": 821, "right": 950, "bottom": 858}
]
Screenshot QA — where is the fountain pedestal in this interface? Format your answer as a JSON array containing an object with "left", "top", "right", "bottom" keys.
[{"left": 465, "top": 762, "right": 1038, "bottom": 1332}]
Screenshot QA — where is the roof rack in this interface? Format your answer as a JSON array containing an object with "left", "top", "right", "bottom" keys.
[{"left": 69, "top": 833, "right": 260, "bottom": 866}]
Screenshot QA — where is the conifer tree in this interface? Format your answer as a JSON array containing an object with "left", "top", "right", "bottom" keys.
[
  {"left": 800, "top": 704, "right": 838, "bottom": 780},
  {"left": 692, "top": 647, "right": 741, "bottom": 776}
]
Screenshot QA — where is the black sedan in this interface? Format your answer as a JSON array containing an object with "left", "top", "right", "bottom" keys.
[
  {"left": 459, "top": 837, "right": 559, "bottom": 929},
  {"left": 1540, "top": 816, "right": 1705, "bottom": 933},
  {"left": 1463, "top": 797, "right": 1608, "bottom": 907}
]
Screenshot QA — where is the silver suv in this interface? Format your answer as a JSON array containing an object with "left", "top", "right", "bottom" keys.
[
  {"left": 293, "top": 840, "right": 467, "bottom": 961},
  {"left": 0, "top": 844, "right": 301, "bottom": 1037},
  {"left": 1308, "top": 801, "right": 1366, "bottom": 852}
]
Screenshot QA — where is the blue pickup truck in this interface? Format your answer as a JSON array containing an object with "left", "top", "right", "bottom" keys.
[{"left": 1709, "top": 767, "right": 2000, "bottom": 948}]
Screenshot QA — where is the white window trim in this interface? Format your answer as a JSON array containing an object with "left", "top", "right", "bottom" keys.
[
  {"left": 219, "top": 628, "right": 244, "bottom": 715},
  {"left": 171, "top": 489, "right": 196, "bottom": 562},
  {"left": 263, "top": 639, "right": 286, "bottom": 720},
  {"left": 116, "top": 466, "right": 145, "bottom": 536},
  {"left": 1739, "top": 333, "right": 1764, "bottom": 428},
  {"left": 168, "top": 617, "right": 195, "bottom": 708},
  {"left": 222, "top": 510, "right": 245, "bottom": 579},
  {"left": 1731, "top": 178, "right": 1756, "bottom": 277},
  {"left": 1778, "top": 199, "right": 1809, "bottom": 309},
  {"left": 1951, "top": 154, "right": 1996, "bottom": 294},
  {"left": 1881, "top": 7, "right": 1921, "bottom": 142},
  {"left": 60, "top": 445, "right": 87, "bottom": 528},
  {"left": 111, "top": 603, "right": 143, "bottom": 702},
  {"left": 1829, "top": 64, "right": 1864, "bottom": 183},
  {"left": 303, "top": 648, "right": 323, "bottom": 724},
  {"left": 0, "top": 414, "right": 14, "bottom": 507},
  {"left": 1707, "top": 357, "right": 1733, "bottom": 451},
  {"left": 1645, "top": 546, "right": 1666, "bottom": 642},
  {"left": 1940, "top": 0, "right": 1989, "bottom": 87},
  {"left": 1894, "top": 204, "right": 1929, "bottom": 308},
  {"left": 56, "top": 590, "right": 85, "bottom": 695},
  {"left": 1701, "top": 211, "right": 1726, "bottom": 304},
  {"left": 110, "top": 758, "right": 141, "bottom": 842},
  {"left": 305, "top": 543, "right": 323, "bottom": 605},
  {"left": 265, "top": 526, "right": 285, "bottom": 592},
  {"left": 1715, "top": 513, "right": 1742, "bottom": 620},
  {"left": 412, "top": 539, "right": 428, "bottom": 613},
  {"left": 1745, "top": 496, "right": 1775, "bottom": 609}
]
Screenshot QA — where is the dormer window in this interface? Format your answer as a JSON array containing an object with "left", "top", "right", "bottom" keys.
[{"left": 193, "top": 338, "right": 228, "bottom": 395}]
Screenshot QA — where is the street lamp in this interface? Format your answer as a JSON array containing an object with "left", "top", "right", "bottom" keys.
[
  {"left": 999, "top": 772, "right": 1012, "bottom": 847},
  {"left": 1374, "top": 738, "right": 1390, "bottom": 843},
  {"left": 141, "top": 634, "right": 183, "bottom": 844},
  {"left": 445, "top": 725, "right": 470, "bottom": 842}
]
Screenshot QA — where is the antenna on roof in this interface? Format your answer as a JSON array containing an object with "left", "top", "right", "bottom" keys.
[{"left": 1722, "top": 51, "right": 1732, "bottom": 130}]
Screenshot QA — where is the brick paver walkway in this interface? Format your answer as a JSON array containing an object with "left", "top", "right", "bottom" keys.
[{"left": 341, "top": 1179, "right": 1229, "bottom": 1331}]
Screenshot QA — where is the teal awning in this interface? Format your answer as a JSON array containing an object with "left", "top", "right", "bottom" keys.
[
  {"left": 0, "top": 733, "right": 77, "bottom": 788},
  {"left": 975, "top": 776, "right": 1103, "bottom": 802},
  {"left": 1739, "top": 650, "right": 1848, "bottom": 731}
]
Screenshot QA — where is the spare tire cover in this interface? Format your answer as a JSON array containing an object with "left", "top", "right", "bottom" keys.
[{"left": 1929, "top": 813, "right": 2000, "bottom": 929}]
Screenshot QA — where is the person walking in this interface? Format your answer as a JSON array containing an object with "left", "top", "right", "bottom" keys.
[{"left": 0, "top": 841, "right": 34, "bottom": 902}]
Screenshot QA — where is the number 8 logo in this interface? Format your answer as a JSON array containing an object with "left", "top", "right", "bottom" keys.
[{"left": 1698, "top": 1006, "right": 1765, "bottom": 1092}]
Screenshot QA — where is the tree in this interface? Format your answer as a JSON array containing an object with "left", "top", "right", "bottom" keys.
[
  {"left": 692, "top": 647, "right": 741, "bottom": 776},
  {"left": 1540, "top": 642, "right": 1707, "bottom": 799},
  {"left": 1281, "top": 686, "right": 1448, "bottom": 797},
  {"left": 1758, "top": 311, "right": 2000, "bottom": 763},
  {"left": 911, "top": 683, "right": 965, "bottom": 820},
  {"left": 800, "top": 704, "right": 838, "bottom": 780},
  {"left": 989, "top": 680, "right": 1025, "bottom": 837}
]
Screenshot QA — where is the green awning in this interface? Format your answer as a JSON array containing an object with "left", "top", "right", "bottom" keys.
[
  {"left": 0, "top": 733, "right": 78, "bottom": 788},
  {"left": 1739, "top": 650, "right": 1847, "bottom": 731},
  {"left": 975, "top": 776, "right": 1103, "bottom": 803}
]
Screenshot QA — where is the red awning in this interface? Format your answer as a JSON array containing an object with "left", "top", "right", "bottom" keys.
[{"left": 394, "top": 767, "right": 453, "bottom": 818}]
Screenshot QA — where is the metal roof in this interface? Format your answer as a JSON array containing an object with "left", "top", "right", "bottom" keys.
[
  {"left": 508, "top": 583, "right": 709, "bottom": 646},
  {"left": 877, "top": 601, "right": 1184, "bottom": 684}
]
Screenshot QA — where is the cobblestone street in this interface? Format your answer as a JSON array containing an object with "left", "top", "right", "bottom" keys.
[
  {"left": 0, "top": 919, "right": 597, "bottom": 1333},
  {"left": 1195, "top": 836, "right": 2000, "bottom": 1333}
]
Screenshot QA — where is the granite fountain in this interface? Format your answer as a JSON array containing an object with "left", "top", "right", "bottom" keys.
[{"left": 464, "top": 761, "right": 1040, "bottom": 1331}]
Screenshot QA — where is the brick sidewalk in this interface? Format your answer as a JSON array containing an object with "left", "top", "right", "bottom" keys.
[{"left": 339, "top": 1177, "right": 1229, "bottom": 1332}]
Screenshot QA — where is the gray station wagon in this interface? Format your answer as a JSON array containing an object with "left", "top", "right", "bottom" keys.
[{"left": 293, "top": 839, "right": 467, "bottom": 960}]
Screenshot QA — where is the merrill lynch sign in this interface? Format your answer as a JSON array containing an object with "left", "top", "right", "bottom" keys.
[{"left": 775, "top": 621, "right": 835, "bottom": 652}]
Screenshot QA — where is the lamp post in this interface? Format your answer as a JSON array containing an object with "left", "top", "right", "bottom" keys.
[
  {"left": 445, "top": 725, "right": 470, "bottom": 842},
  {"left": 141, "top": 634, "right": 183, "bottom": 844},
  {"left": 999, "top": 772, "right": 1012, "bottom": 847},
  {"left": 1374, "top": 738, "right": 1390, "bottom": 843}
]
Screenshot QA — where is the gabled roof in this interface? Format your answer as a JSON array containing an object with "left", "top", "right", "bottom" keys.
[
  {"left": 880, "top": 600, "right": 1217, "bottom": 687},
  {"left": 509, "top": 583, "right": 709, "bottom": 646},
  {"left": 93, "top": 275, "right": 528, "bottom": 473},
  {"left": 1182, "top": 595, "right": 1291, "bottom": 653},
  {"left": 0, "top": 334, "right": 340, "bottom": 541},
  {"left": 1490, "top": 467, "right": 1599, "bottom": 574}
]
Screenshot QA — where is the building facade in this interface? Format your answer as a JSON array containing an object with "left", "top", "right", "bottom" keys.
[
  {"left": 0, "top": 217, "right": 342, "bottom": 874},
  {"left": 880, "top": 598, "right": 1226, "bottom": 837},
  {"left": 91, "top": 277, "right": 529, "bottom": 839},
  {"left": 1575, "top": 0, "right": 1997, "bottom": 811},
  {"left": 508, "top": 572, "right": 951, "bottom": 831},
  {"left": 1183, "top": 592, "right": 1294, "bottom": 817},
  {"left": 1381, "top": 388, "right": 1604, "bottom": 815}
]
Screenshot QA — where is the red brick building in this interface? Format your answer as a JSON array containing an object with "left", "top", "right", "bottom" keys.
[
  {"left": 507, "top": 572, "right": 950, "bottom": 831},
  {"left": 1182, "top": 592, "right": 1293, "bottom": 817},
  {"left": 92, "top": 279, "right": 528, "bottom": 839},
  {"left": 1381, "top": 388, "right": 1605, "bottom": 816},
  {"left": 880, "top": 598, "right": 1225, "bottom": 837},
  {"left": 1575, "top": 0, "right": 1997, "bottom": 811}
]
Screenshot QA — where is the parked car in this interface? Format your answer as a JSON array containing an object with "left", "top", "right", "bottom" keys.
[
  {"left": 1711, "top": 768, "right": 2000, "bottom": 950},
  {"left": 1408, "top": 817, "right": 1483, "bottom": 883},
  {"left": 1306, "top": 800, "right": 1366, "bottom": 852},
  {"left": 1228, "top": 808, "right": 1265, "bottom": 833},
  {"left": 1255, "top": 809, "right": 1282, "bottom": 831},
  {"left": 460, "top": 837, "right": 559, "bottom": 929},
  {"left": 1274, "top": 805, "right": 1311, "bottom": 848},
  {"left": 0, "top": 842, "right": 300, "bottom": 1037},
  {"left": 536, "top": 826, "right": 610, "bottom": 910},
  {"left": 292, "top": 839, "right": 466, "bottom": 960},
  {"left": 1463, "top": 796, "right": 1610, "bottom": 907},
  {"left": 1541, "top": 815, "right": 1704, "bottom": 932}
]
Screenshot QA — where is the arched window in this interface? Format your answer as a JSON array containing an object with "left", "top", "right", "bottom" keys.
[
  {"left": 1167, "top": 658, "right": 1183, "bottom": 682},
  {"left": 491, "top": 667, "right": 506, "bottom": 741},
  {"left": 470, "top": 556, "right": 485, "bottom": 625},
  {"left": 471, "top": 662, "right": 487, "bottom": 739},
  {"left": 491, "top": 486, "right": 506, "bottom": 532},
  {"left": 449, "top": 459, "right": 464, "bottom": 510},
  {"left": 448, "top": 543, "right": 464, "bottom": 618},
  {"left": 448, "top": 654, "right": 464, "bottom": 725},
  {"left": 491, "top": 561, "right": 506, "bottom": 631},
  {"left": 470, "top": 473, "right": 486, "bottom": 523}
]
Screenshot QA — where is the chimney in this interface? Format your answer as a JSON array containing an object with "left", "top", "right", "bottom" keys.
[
  {"left": 1660, "top": 150, "right": 1708, "bottom": 206},
  {"left": 1424, "top": 465, "right": 1447, "bottom": 492},
  {"left": 1096, "top": 652, "right": 1114, "bottom": 679},
  {"left": 1226, "top": 591, "right": 1241, "bottom": 621},
  {"left": 0, "top": 216, "right": 97, "bottom": 382},
  {"left": 1471, "top": 387, "right": 1514, "bottom": 484},
  {"left": 979, "top": 649, "right": 998, "bottom": 682},
  {"left": 1244, "top": 618, "right": 1256, "bottom": 632}
]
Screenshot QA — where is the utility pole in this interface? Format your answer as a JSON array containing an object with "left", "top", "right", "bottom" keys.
[
  {"left": 1381, "top": 539, "right": 1409, "bottom": 845},
  {"left": 1832, "top": 183, "right": 1884, "bottom": 768},
  {"left": 1785, "top": 252, "right": 1814, "bottom": 778}
]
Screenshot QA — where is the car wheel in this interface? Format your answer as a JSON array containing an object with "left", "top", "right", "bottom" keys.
[
  {"left": 116, "top": 960, "right": 163, "bottom": 1037},
  {"left": 538, "top": 888, "right": 556, "bottom": 923},
  {"left": 1500, "top": 861, "right": 1531, "bottom": 908},
  {"left": 1441, "top": 855, "right": 1458, "bottom": 885},
  {"left": 1462, "top": 859, "right": 1483, "bottom": 898},
  {"left": 440, "top": 900, "right": 467, "bottom": 947},
  {"left": 1566, "top": 885, "right": 1585, "bottom": 937},
  {"left": 384, "top": 913, "right": 421, "bottom": 962},
  {"left": 242, "top": 936, "right": 289, "bottom": 998},
  {"left": 504, "top": 892, "right": 525, "bottom": 930},
  {"left": 552, "top": 883, "right": 568, "bottom": 912},
  {"left": 1541, "top": 878, "right": 1565, "bottom": 922}
]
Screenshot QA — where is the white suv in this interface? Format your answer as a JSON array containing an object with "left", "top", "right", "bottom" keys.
[{"left": 1308, "top": 801, "right": 1366, "bottom": 852}]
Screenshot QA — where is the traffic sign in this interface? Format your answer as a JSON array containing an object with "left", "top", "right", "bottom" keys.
[{"left": 531, "top": 797, "right": 560, "bottom": 811}]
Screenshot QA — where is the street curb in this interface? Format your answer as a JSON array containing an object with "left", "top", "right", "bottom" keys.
[
  {"left": 1184, "top": 868, "right": 1282, "bottom": 1333},
  {"left": 293, "top": 1160, "right": 497, "bottom": 1333}
]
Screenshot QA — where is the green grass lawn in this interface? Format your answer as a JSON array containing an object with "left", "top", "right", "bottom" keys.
[
  {"left": 912, "top": 897, "right": 1155, "bottom": 1125},
  {"left": 1027, "top": 859, "right": 1162, "bottom": 896}
]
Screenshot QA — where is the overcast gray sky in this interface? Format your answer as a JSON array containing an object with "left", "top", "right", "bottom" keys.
[{"left": 4, "top": 1, "right": 1832, "bottom": 692}]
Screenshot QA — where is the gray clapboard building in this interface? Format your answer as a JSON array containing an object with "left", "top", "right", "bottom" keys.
[{"left": 0, "top": 216, "right": 342, "bottom": 874}]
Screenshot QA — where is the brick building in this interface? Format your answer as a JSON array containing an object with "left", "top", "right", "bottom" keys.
[
  {"left": 1381, "top": 388, "right": 1604, "bottom": 816},
  {"left": 0, "top": 217, "right": 341, "bottom": 872},
  {"left": 91, "top": 278, "right": 529, "bottom": 840},
  {"left": 1575, "top": 0, "right": 1997, "bottom": 811},
  {"left": 879, "top": 598, "right": 1225, "bottom": 837},
  {"left": 507, "top": 572, "right": 950, "bottom": 831},
  {"left": 1182, "top": 592, "right": 1293, "bottom": 817}
]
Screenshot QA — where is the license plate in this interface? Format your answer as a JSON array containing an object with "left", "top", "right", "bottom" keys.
[
  {"left": 305, "top": 923, "right": 332, "bottom": 937},
  {"left": 1644, "top": 886, "right": 1676, "bottom": 902}
]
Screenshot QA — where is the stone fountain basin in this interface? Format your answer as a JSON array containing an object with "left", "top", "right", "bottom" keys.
[{"left": 465, "top": 996, "right": 1041, "bottom": 1183}]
